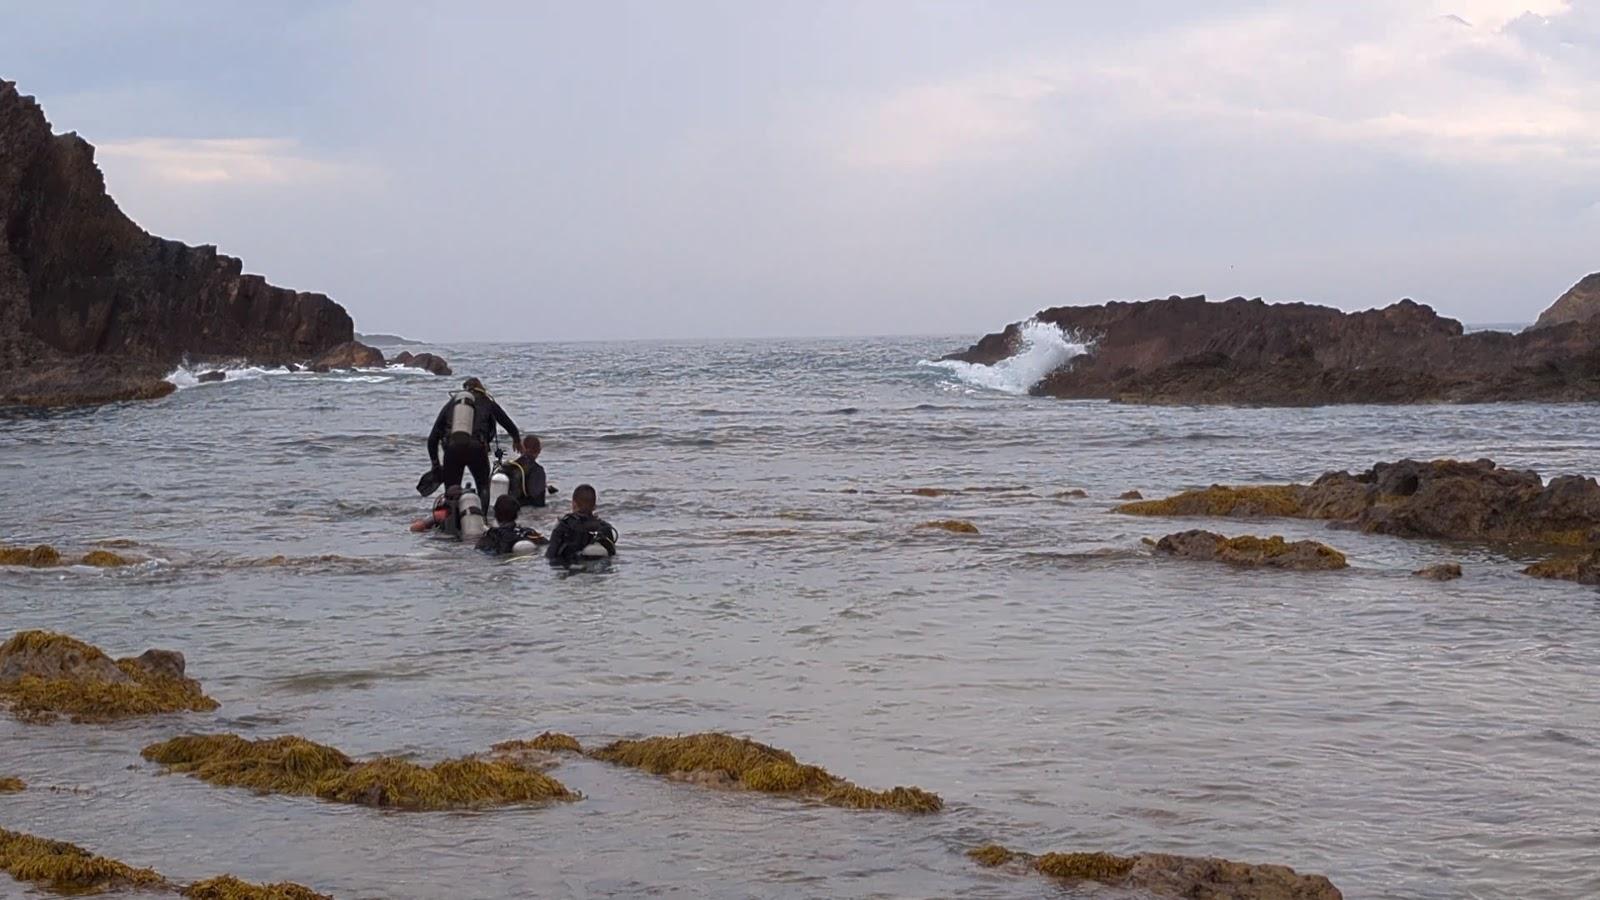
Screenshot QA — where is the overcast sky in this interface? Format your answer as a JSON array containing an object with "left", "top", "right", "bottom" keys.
[{"left": 4, "top": 1, "right": 1597, "bottom": 339}]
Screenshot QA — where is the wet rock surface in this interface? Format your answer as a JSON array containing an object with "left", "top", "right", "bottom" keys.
[
  {"left": 1155, "top": 530, "right": 1348, "bottom": 571},
  {"left": 946, "top": 287, "right": 1600, "bottom": 405},
  {"left": 0, "top": 80, "right": 353, "bottom": 408},
  {"left": 1413, "top": 563, "right": 1464, "bottom": 581},
  {"left": 0, "top": 631, "right": 217, "bottom": 722},
  {"left": 306, "top": 340, "right": 385, "bottom": 371},
  {"left": 969, "top": 843, "right": 1342, "bottom": 899}
]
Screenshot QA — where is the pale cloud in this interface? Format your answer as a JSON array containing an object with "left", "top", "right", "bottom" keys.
[
  {"left": 839, "top": 2, "right": 1600, "bottom": 173},
  {"left": 96, "top": 137, "right": 355, "bottom": 185}
]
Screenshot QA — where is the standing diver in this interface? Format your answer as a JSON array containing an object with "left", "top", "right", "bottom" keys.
[{"left": 428, "top": 377, "right": 521, "bottom": 508}]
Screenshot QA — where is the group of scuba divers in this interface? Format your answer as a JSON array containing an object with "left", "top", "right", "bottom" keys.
[{"left": 411, "top": 377, "right": 618, "bottom": 565}]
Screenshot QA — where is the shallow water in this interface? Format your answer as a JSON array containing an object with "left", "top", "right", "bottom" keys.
[{"left": 2, "top": 337, "right": 1598, "bottom": 899}]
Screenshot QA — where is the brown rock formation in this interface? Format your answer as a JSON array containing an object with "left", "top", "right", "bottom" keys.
[
  {"left": 409, "top": 351, "right": 452, "bottom": 375},
  {"left": 1531, "top": 273, "right": 1600, "bottom": 331},
  {"left": 1413, "top": 563, "right": 1463, "bottom": 581},
  {"left": 969, "top": 844, "right": 1342, "bottom": 899},
  {"left": 307, "top": 340, "right": 384, "bottom": 371},
  {"left": 1155, "top": 530, "right": 1349, "bottom": 571},
  {"left": 946, "top": 290, "right": 1600, "bottom": 405},
  {"left": 0, "top": 80, "right": 354, "bottom": 407}
]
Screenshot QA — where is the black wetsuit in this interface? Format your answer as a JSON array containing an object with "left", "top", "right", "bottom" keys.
[
  {"left": 476, "top": 524, "right": 542, "bottom": 556},
  {"left": 546, "top": 512, "right": 617, "bottom": 565},
  {"left": 428, "top": 391, "right": 520, "bottom": 504},
  {"left": 503, "top": 455, "right": 548, "bottom": 507}
]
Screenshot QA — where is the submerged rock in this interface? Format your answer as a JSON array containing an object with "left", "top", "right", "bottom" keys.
[
  {"left": 1413, "top": 563, "right": 1463, "bottom": 581},
  {"left": 142, "top": 733, "right": 576, "bottom": 811},
  {"left": 1120, "top": 459, "right": 1600, "bottom": 550},
  {"left": 590, "top": 732, "right": 942, "bottom": 814},
  {"left": 196, "top": 370, "right": 226, "bottom": 383},
  {"left": 494, "top": 732, "right": 583, "bottom": 754},
  {"left": 1154, "top": 531, "right": 1348, "bottom": 571},
  {"left": 1055, "top": 489, "right": 1089, "bottom": 499},
  {"left": 0, "top": 827, "right": 167, "bottom": 894},
  {"left": 0, "top": 631, "right": 217, "bottom": 723},
  {"left": 1119, "top": 490, "right": 1144, "bottom": 500},
  {"left": 1523, "top": 550, "right": 1600, "bottom": 585},
  {"left": 969, "top": 843, "right": 1342, "bottom": 899},
  {"left": 0, "top": 545, "right": 60, "bottom": 567},
  {"left": 306, "top": 340, "right": 384, "bottom": 371},
  {"left": 0, "top": 777, "right": 23, "bottom": 792},
  {"left": 915, "top": 519, "right": 979, "bottom": 535}
]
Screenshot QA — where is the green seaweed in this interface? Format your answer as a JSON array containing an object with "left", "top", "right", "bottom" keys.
[
  {"left": 493, "top": 732, "right": 583, "bottom": 754},
  {"left": 0, "top": 545, "right": 61, "bottom": 567},
  {"left": 1034, "top": 851, "right": 1137, "bottom": 880},
  {"left": 968, "top": 844, "right": 1017, "bottom": 867},
  {"left": 143, "top": 733, "right": 576, "bottom": 810},
  {"left": 0, "top": 631, "right": 218, "bottom": 723},
  {"left": 1117, "top": 485, "right": 1305, "bottom": 518},
  {"left": 591, "top": 732, "right": 942, "bottom": 814},
  {"left": 0, "top": 777, "right": 23, "bottom": 793},
  {"left": 0, "top": 827, "right": 167, "bottom": 894},
  {"left": 182, "top": 875, "right": 332, "bottom": 900},
  {"left": 915, "top": 520, "right": 980, "bottom": 535}
]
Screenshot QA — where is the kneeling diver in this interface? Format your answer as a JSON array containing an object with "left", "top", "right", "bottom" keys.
[{"left": 546, "top": 483, "right": 618, "bottom": 565}]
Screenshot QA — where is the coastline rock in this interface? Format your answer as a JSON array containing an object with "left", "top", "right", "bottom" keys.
[
  {"left": 408, "top": 351, "right": 452, "bottom": 375},
  {"left": 946, "top": 290, "right": 1600, "bottom": 405},
  {"left": 391, "top": 350, "right": 415, "bottom": 365},
  {"left": 0, "top": 630, "right": 217, "bottom": 723},
  {"left": 1119, "top": 490, "right": 1144, "bottom": 500},
  {"left": 1121, "top": 459, "right": 1600, "bottom": 549},
  {"left": 1531, "top": 273, "right": 1600, "bottom": 331},
  {"left": 196, "top": 370, "right": 226, "bottom": 383},
  {"left": 1056, "top": 489, "right": 1089, "bottom": 499},
  {"left": 1155, "top": 530, "right": 1348, "bottom": 571},
  {"left": 307, "top": 340, "right": 384, "bottom": 371},
  {"left": 1523, "top": 550, "right": 1600, "bottom": 585},
  {"left": 1413, "top": 563, "right": 1463, "bottom": 581},
  {"left": 968, "top": 844, "right": 1342, "bottom": 899},
  {"left": 0, "top": 80, "right": 353, "bottom": 408}
]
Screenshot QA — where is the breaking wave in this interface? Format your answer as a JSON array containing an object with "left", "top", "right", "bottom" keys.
[
  {"left": 165, "top": 363, "right": 439, "bottom": 390},
  {"left": 919, "top": 319, "right": 1088, "bottom": 395}
]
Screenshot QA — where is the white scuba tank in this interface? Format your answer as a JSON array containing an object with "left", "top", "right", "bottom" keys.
[
  {"left": 489, "top": 472, "right": 510, "bottom": 508},
  {"left": 458, "top": 490, "right": 487, "bottom": 541},
  {"left": 448, "top": 391, "right": 476, "bottom": 438},
  {"left": 511, "top": 540, "right": 538, "bottom": 556}
]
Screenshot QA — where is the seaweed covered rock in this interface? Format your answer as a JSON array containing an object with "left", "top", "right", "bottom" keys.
[
  {"left": 492, "top": 732, "right": 583, "bottom": 754},
  {"left": 0, "top": 545, "right": 61, "bottom": 567},
  {"left": 0, "top": 827, "right": 167, "bottom": 894},
  {"left": 1119, "top": 459, "right": 1600, "bottom": 550},
  {"left": 1413, "top": 563, "right": 1463, "bottom": 581},
  {"left": 1154, "top": 531, "right": 1348, "bottom": 571},
  {"left": 142, "top": 733, "right": 576, "bottom": 811},
  {"left": 1523, "top": 550, "right": 1600, "bottom": 585},
  {"left": 0, "top": 631, "right": 217, "bottom": 723},
  {"left": 0, "top": 777, "right": 23, "bottom": 792},
  {"left": 969, "top": 843, "right": 1341, "bottom": 899},
  {"left": 182, "top": 876, "right": 331, "bottom": 899},
  {"left": 590, "top": 732, "right": 941, "bottom": 813},
  {"left": 915, "top": 520, "right": 979, "bottom": 535}
]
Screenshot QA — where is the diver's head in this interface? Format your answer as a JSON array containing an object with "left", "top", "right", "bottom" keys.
[
  {"left": 493, "top": 495, "right": 520, "bottom": 525},
  {"left": 572, "top": 483, "right": 597, "bottom": 514},
  {"left": 462, "top": 377, "right": 486, "bottom": 394},
  {"left": 522, "top": 435, "right": 542, "bottom": 458}
]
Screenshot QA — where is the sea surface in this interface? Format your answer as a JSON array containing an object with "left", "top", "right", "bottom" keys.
[{"left": 1, "top": 334, "right": 1598, "bottom": 900}]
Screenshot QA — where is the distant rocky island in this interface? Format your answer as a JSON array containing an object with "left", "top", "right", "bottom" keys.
[
  {"left": 355, "top": 332, "right": 425, "bottom": 346},
  {"left": 0, "top": 80, "right": 415, "bottom": 408},
  {"left": 946, "top": 275, "right": 1600, "bottom": 405}
]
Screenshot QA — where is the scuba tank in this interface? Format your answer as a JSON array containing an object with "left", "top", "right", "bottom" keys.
[
  {"left": 489, "top": 471, "right": 511, "bottom": 508},
  {"left": 458, "top": 488, "right": 487, "bottom": 541},
  {"left": 511, "top": 539, "right": 538, "bottom": 556},
  {"left": 448, "top": 390, "right": 477, "bottom": 438}
]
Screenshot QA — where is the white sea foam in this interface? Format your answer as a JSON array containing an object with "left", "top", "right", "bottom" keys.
[
  {"left": 165, "top": 362, "right": 437, "bottom": 389},
  {"left": 920, "top": 319, "right": 1088, "bottom": 395}
]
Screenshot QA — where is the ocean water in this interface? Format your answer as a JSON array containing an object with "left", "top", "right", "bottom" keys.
[{"left": 1, "top": 336, "right": 1598, "bottom": 900}]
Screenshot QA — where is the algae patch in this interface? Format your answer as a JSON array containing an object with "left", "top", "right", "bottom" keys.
[
  {"left": 0, "top": 827, "right": 167, "bottom": 894},
  {"left": 590, "top": 732, "right": 941, "bottom": 814},
  {"left": 965, "top": 843, "right": 1343, "bottom": 898},
  {"left": 915, "top": 520, "right": 980, "bottom": 535},
  {"left": 1118, "top": 485, "right": 1306, "bottom": 518},
  {"left": 0, "top": 631, "right": 218, "bottom": 723},
  {"left": 143, "top": 732, "right": 577, "bottom": 811},
  {"left": 0, "top": 545, "right": 135, "bottom": 567},
  {"left": 182, "top": 875, "right": 331, "bottom": 899},
  {"left": 493, "top": 732, "right": 583, "bottom": 754},
  {"left": 0, "top": 777, "right": 23, "bottom": 793}
]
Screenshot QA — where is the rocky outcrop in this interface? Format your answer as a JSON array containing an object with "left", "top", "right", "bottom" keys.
[
  {"left": 409, "top": 351, "right": 451, "bottom": 375},
  {"left": 307, "top": 340, "right": 384, "bottom": 371},
  {"left": 1523, "top": 550, "right": 1600, "bottom": 585},
  {"left": 1531, "top": 273, "right": 1600, "bottom": 331},
  {"left": 946, "top": 289, "right": 1600, "bottom": 405},
  {"left": 1154, "top": 530, "right": 1348, "bottom": 571},
  {"left": 0, "top": 630, "right": 217, "bottom": 722},
  {"left": 0, "top": 80, "right": 353, "bottom": 407}
]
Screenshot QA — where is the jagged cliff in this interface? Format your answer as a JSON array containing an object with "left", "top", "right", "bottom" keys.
[
  {"left": 0, "top": 79, "right": 354, "bottom": 407},
  {"left": 946, "top": 282, "right": 1600, "bottom": 405}
]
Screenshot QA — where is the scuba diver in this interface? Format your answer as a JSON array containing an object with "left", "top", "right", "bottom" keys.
[
  {"left": 477, "top": 496, "right": 546, "bottom": 556},
  {"left": 427, "top": 377, "right": 521, "bottom": 507},
  {"left": 501, "top": 435, "right": 558, "bottom": 507},
  {"left": 546, "top": 483, "right": 618, "bottom": 565}
]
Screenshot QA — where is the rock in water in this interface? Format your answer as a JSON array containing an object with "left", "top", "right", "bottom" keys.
[
  {"left": 1531, "top": 273, "right": 1600, "bottom": 331},
  {"left": 1413, "top": 563, "right": 1463, "bottom": 581},
  {"left": 409, "top": 352, "right": 452, "bottom": 375},
  {"left": 391, "top": 350, "right": 415, "bottom": 365},
  {"left": 969, "top": 844, "right": 1342, "bottom": 899},
  {"left": 307, "top": 341, "right": 385, "bottom": 371},
  {"left": 196, "top": 370, "right": 226, "bottom": 383},
  {"left": 0, "top": 80, "right": 353, "bottom": 408},
  {"left": 1154, "top": 530, "right": 1348, "bottom": 571},
  {"left": 1523, "top": 550, "right": 1600, "bottom": 585},
  {"left": 945, "top": 290, "right": 1600, "bottom": 404}
]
